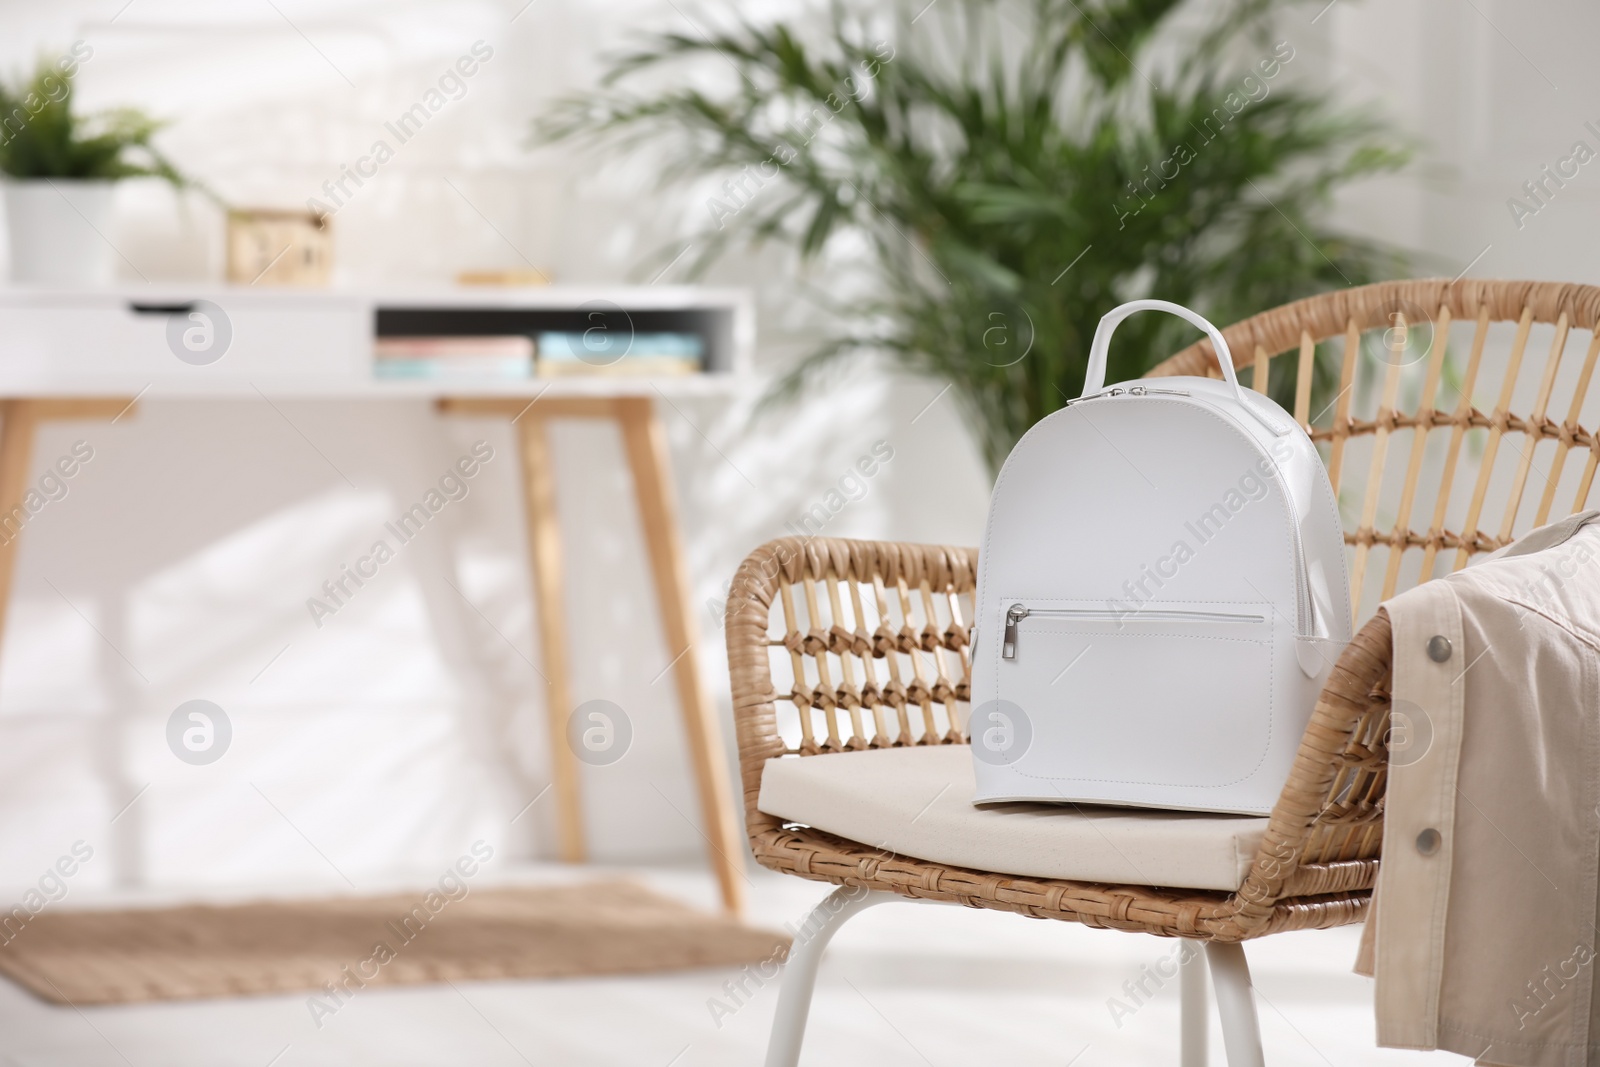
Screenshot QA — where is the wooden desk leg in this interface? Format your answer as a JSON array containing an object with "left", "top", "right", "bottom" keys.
[
  {"left": 0, "top": 401, "right": 38, "bottom": 652},
  {"left": 515, "top": 414, "right": 586, "bottom": 864},
  {"left": 0, "top": 398, "right": 135, "bottom": 669},
  {"left": 614, "top": 396, "right": 747, "bottom": 914}
]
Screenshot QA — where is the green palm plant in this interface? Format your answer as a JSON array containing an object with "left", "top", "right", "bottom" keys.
[
  {"left": 537, "top": 0, "right": 1409, "bottom": 473},
  {"left": 0, "top": 58, "right": 187, "bottom": 185}
]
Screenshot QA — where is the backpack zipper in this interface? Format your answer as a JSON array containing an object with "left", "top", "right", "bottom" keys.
[
  {"left": 1062, "top": 385, "right": 1191, "bottom": 407},
  {"left": 1001, "top": 603, "right": 1266, "bottom": 660}
]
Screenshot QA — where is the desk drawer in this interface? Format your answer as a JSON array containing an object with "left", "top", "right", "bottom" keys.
[{"left": 0, "top": 293, "right": 369, "bottom": 384}]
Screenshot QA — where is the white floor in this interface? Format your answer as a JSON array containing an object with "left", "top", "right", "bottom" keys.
[{"left": 1, "top": 864, "right": 1445, "bottom": 1066}]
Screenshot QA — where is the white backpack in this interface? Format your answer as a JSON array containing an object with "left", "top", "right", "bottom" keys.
[{"left": 970, "top": 300, "right": 1351, "bottom": 815}]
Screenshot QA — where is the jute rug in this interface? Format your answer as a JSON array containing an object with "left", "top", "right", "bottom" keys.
[{"left": 0, "top": 881, "right": 789, "bottom": 1005}]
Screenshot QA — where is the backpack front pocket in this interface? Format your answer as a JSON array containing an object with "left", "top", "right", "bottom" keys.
[{"left": 995, "top": 602, "right": 1275, "bottom": 790}]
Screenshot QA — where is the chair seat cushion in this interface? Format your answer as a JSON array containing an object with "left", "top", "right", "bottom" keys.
[{"left": 757, "top": 745, "right": 1269, "bottom": 891}]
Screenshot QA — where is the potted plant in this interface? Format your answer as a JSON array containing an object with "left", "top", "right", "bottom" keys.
[
  {"left": 538, "top": 0, "right": 1410, "bottom": 473},
  {"left": 0, "top": 50, "right": 189, "bottom": 285}
]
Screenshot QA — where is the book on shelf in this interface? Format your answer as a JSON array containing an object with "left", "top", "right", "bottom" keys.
[
  {"left": 373, "top": 336, "right": 534, "bottom": 380},
  {"left": 535, "top": 331, "right": 703, "bottom": 378}
]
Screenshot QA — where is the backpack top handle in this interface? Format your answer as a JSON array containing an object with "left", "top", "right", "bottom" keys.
[{"left": 1083, "top": 299, "right": 1289, "bottom": 436}]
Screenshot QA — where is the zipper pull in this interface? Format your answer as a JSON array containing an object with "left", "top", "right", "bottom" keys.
[{"left": 1002, "top": 604, "right": 1028, "bottom": 660}]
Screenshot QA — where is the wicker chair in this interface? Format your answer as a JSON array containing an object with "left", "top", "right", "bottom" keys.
[{"left": 725, "top": 279, "right": 1600, "bottom": 1065}]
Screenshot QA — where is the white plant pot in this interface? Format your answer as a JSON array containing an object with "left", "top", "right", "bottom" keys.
[{"left": 2, "top": 179, "right": 117, "bottom": 286}]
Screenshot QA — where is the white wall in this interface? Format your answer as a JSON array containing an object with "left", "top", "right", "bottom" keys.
[
  {"left": 1313, "top": 0, "right": 1600, "bottom": 285},
  {"left": 0, "top": 0, "right": 1595, "bottom": 895}
]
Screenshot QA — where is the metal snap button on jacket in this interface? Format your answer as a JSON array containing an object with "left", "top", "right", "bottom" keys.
[
  {"left": 1426, "top": 635, "right": 1452, "bottom": 663},
  {"left": 1416, "top": 828, "right": 1442, "bottom": 856}
]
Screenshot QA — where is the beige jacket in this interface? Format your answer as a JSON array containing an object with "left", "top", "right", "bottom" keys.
[{"left": 1356, "top": 511, "right": 1600, "bottom": 1067}]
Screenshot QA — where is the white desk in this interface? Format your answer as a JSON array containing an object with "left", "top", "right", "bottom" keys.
[{"left": 0, "top": 284, "right": 754, "bottom": 913}]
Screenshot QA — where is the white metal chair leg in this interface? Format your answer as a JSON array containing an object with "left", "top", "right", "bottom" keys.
[
  {"left": 1205, "top": 942, "right": 1266, "bottom": 1067},
  {"left": 765, "top": 886, "right": 897, "bottom": 1067},
  {"left": 1180, "top": 940, "right": 1209, "bottom": 1067}
]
